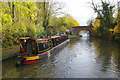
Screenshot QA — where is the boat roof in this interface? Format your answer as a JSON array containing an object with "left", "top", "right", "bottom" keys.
[
  {"left": 18, "top": 35, "right": 67, "bottom": 41},
  {"left": 19, "top": 37, "right": 31, "bottom": 40},
  {"left": 36, "top": 38, "right": 51, "bottom": 41},
  {"left": 51, "top": 35, "right": 61, "bottom": 38},
  {"left": 19, "top": 37, "right": 51, "bottom": 41}
]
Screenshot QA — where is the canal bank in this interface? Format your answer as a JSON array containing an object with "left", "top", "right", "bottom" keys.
[{"left": 2, "top": 46, "right": 20, "bottom": 60}]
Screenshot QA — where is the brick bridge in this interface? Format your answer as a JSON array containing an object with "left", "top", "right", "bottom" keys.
[{"left": 71, "top": 26, "right": 95, "bottom": 36}]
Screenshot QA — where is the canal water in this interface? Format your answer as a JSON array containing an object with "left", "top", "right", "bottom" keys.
[{"left": 2, "top": 33, "right": 120, "bottom": 78}]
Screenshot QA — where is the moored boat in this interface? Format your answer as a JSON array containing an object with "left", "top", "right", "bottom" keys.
[{"left": 16, "top": 35, "right": 69, "bottom": 66}]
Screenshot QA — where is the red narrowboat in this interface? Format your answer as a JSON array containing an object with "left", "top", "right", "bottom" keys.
[{"left": 16, "top": 35, "right": 69, "bottom": 66}]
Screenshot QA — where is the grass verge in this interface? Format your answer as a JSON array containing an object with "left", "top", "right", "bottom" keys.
[
  {"left": 2, "top": 45, "right": 20, "bottom": 60},
  {"left": 68, "top": 34, "right": 82, "bottom": 38}
]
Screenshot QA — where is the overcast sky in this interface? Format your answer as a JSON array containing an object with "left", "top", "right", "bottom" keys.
[{"left": 59, "top": 0, "right": 120, "bottom": 26}]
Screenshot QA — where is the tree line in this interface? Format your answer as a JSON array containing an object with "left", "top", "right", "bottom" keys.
[
  {"left": 2, "top": 1, "right": 79, "bottom": 47},
  {"left": 87, "top": 0, "right": 120, "bottom": 41}
]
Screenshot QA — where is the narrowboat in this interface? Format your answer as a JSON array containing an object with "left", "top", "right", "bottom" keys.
[{"left": 16, "top": 35, "right": 69, "bottom": 66}]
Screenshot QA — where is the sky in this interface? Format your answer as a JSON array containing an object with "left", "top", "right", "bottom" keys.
[{"left": 59, "top": 0, "right": 120, "bottom": 26}]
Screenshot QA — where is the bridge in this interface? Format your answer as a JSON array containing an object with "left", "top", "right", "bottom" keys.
[{"left": 71, "top": 26, "right": 95, "bottom": 36}]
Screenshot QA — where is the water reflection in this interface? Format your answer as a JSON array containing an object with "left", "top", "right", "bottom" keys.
[
  {"left": 68, "top": 38, "right": 80, "bottom": 50},
  {"left": 91, "top": 38, "right": 120, "bottom": 77},
  {"left": 2, "top": 36, "right": 120, "bottom": 78}
]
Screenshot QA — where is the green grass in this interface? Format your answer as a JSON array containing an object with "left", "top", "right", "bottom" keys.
[
  {"left": 2, "top": 45, "right": 19, "bottom": 51},
  {"left": 2, "top": 50, "right": 19, "bottom": 59},
  {"left": 2, "top": 45, "right": 20, "bottom": 59},
  {"left": 68, "top": 34, "right": 82, "bottom": 38}
]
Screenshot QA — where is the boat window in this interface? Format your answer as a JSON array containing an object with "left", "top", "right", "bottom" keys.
[
  {"left": 56, "top": 39, "right": 58, "bottom": 41},
  {"left": 44, "top": 41, "right": 48, "bottom": 49},
  {"left": 26, "top": 40, "right": 32, "bottom": 53},
  {"left": 38, "top": 43, "right": 45, "bottom": 51},
  {"left": 32, "top": 40, "right": 36, "bottom": 54},
  {"left": 55, "top": 38, "right": 58, "bottom": 45},
  {"left": 38, "top": 41, "right": 49, "bottom": 52},
  {"left": 49, "top": 40, "right": 52, "bottom": 47}
]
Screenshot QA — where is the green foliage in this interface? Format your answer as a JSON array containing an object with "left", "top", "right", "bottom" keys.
[
  {"left": 91, "top": 0, "right": 120, "bottom": 41},
  {"left": 2, "top": 2, "right": 37, "bottom": 47},
  {"left": 49, "top": 14, "right": 79, "bottom": 35},
  {"left": 91, "top": 0, "right": 115, "bottom": 37},
  {"left": 2, "top": 1, "right": 80, "bottom": 48},
  {"left": 68, "top": 34, "right": 80, "bottom": 38}
]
